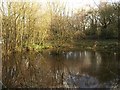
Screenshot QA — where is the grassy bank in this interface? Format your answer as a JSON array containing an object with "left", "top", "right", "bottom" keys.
[
  {"left": 72, "top": 40, "right": 119, "bottom": 52},
  {"left": 28, "top": 40, "right": 119, "bottom": 54}
]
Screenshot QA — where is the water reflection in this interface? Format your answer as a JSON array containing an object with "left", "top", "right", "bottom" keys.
[{"left": 2, "top": 50, "right": 119, "bottom": 88}]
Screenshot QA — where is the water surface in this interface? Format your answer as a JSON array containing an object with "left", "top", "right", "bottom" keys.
[{"left": 2, "top": 50, "right": 120, "bottom": 88}]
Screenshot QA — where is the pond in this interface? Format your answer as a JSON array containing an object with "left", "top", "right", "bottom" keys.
[{"left": 2, "top": 50, "right": 120, "bottom": 88}]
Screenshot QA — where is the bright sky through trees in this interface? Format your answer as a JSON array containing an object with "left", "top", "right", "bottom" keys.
[
  {"left": 2, "top": 0, "right": 120, "bottom": 9},
  {"left": 31, "top": 0, "right": 120, "bottom": 10}
]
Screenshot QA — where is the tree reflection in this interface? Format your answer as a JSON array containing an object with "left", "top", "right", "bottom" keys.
[{"left": 2, "top": 51, "right": 119, "bottom": 88}]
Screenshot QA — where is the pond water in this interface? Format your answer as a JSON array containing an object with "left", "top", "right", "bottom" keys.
[{"left": 2, "top": 50, "right": 120, "bottom": 88}]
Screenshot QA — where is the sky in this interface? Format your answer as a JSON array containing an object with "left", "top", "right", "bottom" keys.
[
  {"left": 1, "top": 0, "right": 120, "bottom": 12},
  {"left": 39, "top": 0, "right": 120, "bottom": 11}
]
